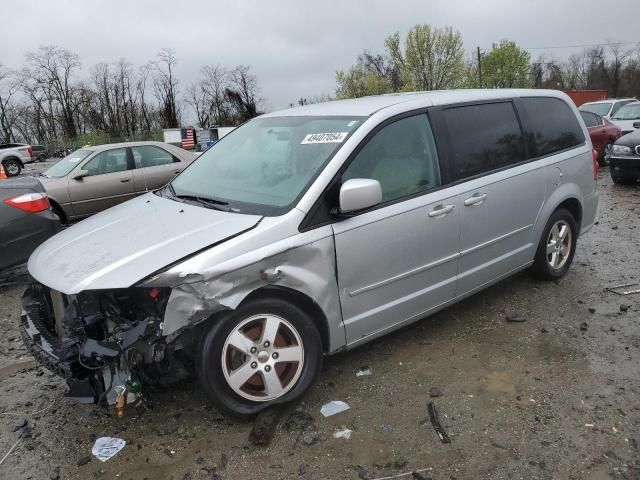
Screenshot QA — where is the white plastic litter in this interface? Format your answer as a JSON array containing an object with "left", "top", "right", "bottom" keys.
[
  {"left": 355, "top": 368, "right": 371, "bottom": 377},
  {"left": 92, "top": 437, "right": 126, "bottom": 462},
  {"left": 333, "top": 428, "right": 352, "bottom": 440},
  {"left": 320, "top": 400, "right": 350, "bottom": 417}
]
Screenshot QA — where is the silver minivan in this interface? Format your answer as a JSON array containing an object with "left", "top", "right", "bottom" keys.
[{"left": 21, "top": 89, "right": 598, "bottom": 415}]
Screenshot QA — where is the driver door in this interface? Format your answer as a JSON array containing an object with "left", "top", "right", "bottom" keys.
[{"left": 332, "top": 113, "right": 460, "bottom": 345}]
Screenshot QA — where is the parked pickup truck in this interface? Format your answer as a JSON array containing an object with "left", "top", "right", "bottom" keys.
[{"left": 0, "top": 143, "right": 35, "bottom": 177}]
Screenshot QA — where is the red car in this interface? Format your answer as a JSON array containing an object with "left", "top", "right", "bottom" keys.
[{"left": 580, "top": 111, "right": 621, "bottom": 166}]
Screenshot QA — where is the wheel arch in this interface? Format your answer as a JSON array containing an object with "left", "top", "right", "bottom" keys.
[
  {"left": 238, "top": 285, "right": 331, "bottom": 354},
  {"left": 2, "top": 155, "right": 24, "bottom": 167},
  {"left": 48, "top": 197, "right": 68, "bottom": 224}
]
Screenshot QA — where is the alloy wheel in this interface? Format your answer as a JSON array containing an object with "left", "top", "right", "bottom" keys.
[
  {"left": 221, "top": 314, "right": 304, "bottom": 402},
  {"left": 546, "top": 220, "right": 572, "bottom": 270}
]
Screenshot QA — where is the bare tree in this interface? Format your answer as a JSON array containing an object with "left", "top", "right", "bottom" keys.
[
  {"left": 225, "top": 65, "right": 260, "bottom": 122},
  {"left": 152, "top": 48, "right": 180, "bottom": 128},
  {"left": 0, "top": 64, "right": 18, "bottom": 142}
]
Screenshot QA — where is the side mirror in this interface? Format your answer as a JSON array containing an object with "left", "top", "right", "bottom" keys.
[
  {"left": 71, "top": 169, "right": 88, "bottom": 180},
  {"left": 339, "top": 178, "right": 382, "bottom": 213},
  {"left": 633, "top": 121, "right": 640, "bottom": 129}
]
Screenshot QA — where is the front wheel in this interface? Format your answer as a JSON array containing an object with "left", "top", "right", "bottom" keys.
[
  {"left": 532, "top": 209, "right": 577, "bottom": 280},
  {"left": 3, "top": 159, "right": 22, "bottom": 177},
  {"left": 196, "top": 297, "right": 323, "bottom": 416}
]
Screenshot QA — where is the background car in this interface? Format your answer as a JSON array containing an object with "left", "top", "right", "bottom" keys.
[
  {"left": 609, "top": 130, "right": 640, "bottom": 184},
  {"left": 0, "top": 176, "right": 61, "bottom": 270},
  {"left": 580, "top": 111, "right": 621, "bottom": 166},
  {"left": 0, "top": 143, "right": 35, "bottom": 177},
  {"left": 31, "top": 145, "right": 49, "bottom": 161},
  {"left": 580, "top": 98, "right": 637, "bottom": 119},
  {"left": 38, "top": 141, "right": 196, "bottom": 223},
  {"left": 608, "top": 101, "right": 640, "bottom": 136}
]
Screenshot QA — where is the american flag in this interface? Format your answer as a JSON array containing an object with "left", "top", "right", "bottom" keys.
[{"left": 181, "top": 128, "right": 195, "bottom": 149}]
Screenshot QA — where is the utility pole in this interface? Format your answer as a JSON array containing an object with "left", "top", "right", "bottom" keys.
[{"left": 477, "top": 46, "right": 483, "bottom": 88}]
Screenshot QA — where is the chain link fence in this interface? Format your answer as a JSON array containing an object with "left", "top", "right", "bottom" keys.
[{"left": 40, "top": 131, "right": 164, "bottom": 156}]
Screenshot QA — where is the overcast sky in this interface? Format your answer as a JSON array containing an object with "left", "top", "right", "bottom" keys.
[{"left": 3, "top": 0, "right": 640, "bottom": 117}]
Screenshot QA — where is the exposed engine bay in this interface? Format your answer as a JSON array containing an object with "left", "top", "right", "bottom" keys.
[{"left": 20, "top": 283, "right": 192, "bottom": 410}]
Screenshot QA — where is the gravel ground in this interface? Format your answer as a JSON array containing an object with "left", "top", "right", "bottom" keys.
[{"left": 0, "top": 166, "right": 639, "bottom": 480}]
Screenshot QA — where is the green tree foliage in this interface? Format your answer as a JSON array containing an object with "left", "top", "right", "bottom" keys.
[
  {"left": 481, "top": 40, "right": 532, "bottom": 88},
  {"left": 335, "top": 23, "right": 465, "bottom": 99}
]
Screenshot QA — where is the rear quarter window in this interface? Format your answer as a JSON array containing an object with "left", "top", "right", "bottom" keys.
[{"left": 520, "top": 97, "right": 585, "bottom": 158}]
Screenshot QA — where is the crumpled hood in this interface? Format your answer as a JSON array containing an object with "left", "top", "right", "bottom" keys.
[{"left": 28, "top": 193, "right": 262, "bottom": 294}]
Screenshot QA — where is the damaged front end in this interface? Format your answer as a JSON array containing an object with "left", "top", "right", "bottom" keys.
[{"left": 20, "top": 283, "right": 191, "bottom": 407}]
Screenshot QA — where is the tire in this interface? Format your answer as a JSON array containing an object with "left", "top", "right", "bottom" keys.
[
  {"left": 2, "top": 159, "right": 22, "bottom": 177},
  {"left": 532, "top": 208, "right": 578, "bottom": 281},
  {"left": 598, "top": 141, "right": 613, "bottom": 167},
  {"left": 50, "top": 204, "right": 67, "bottom": 225},
  {"left": 196, "top": 297, "right": 323, "bottom": 417}
]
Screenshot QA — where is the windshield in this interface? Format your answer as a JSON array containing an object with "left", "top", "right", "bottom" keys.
[
  {"left": 42, "top": 149, "right": 92, "bottom": 178},
  {"left": 580, "top": 102, "right": 612, "bottom": 116},
  {"left": 169, "top": 116, "right": 365, "bottom": 215},
  {"left": 612, "top": 103, "right": 640, "bottom": 120}
]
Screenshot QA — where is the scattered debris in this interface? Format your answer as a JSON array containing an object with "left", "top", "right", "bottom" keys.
[
  {"left": 352, "top": 464, "right": 372, "bottom": 480},
  {"left": 302, "top": 432, "right": 322, "bottom": 446},
  {"left": 588, "top": 307, "right": 596, "bottom": 314},
  {"left": 580, "top": 322, "right": 588, "bottom": 331},
  {"left": 620, "top": 304, "right": 629, "bottom": 312},
  {"left": 356, "top": 367, "right": 372, "bottom": 377},
  {"left": 366, "top": 467, "right": 434, "bottom": 480},
  {"left": 320, "top": 400, "right": 350, "bottom": 417},
  {"left": 249, "top": 408, "right": 282, "bottom": 446},
  {"left": 585, "top": 423, "right": 595, "bottom": 428},
  {"left": 92, "top": 437, "right": 126, "bottom": 462},
  {"left": 427, "top": 401, "right": 451, "bottom": 444},
  {"left": 505, "top": 313, "right": 526, "bottom": 323},
  {"left": 77, "top": 455, "right": 91, "bottom": 466},
  {"left": 333, "top": 428, "right": 352, "bottom": 440},
  {"left": 0, "top": 436, "right": 22, "bottom": 466},
  {"left": 429, "top": 387, "right": 444, "bottom": 398},
  {"left": 605, "top": 283, "right": 640, "bottom": 296}
]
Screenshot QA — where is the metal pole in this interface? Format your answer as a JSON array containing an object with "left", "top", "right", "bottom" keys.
[{"left": 477, "top": 46, "right": 483, "bottom": 88}]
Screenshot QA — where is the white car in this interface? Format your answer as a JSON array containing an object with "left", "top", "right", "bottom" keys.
[
  {"left": 0, "top": 143, "right": 36, "bottom": 177},
  {"left": 580, "top": 98, "right": 636, "bottom": 120},
  {"left": 608, "top": 101, "right": 640, "bottom": 136}
]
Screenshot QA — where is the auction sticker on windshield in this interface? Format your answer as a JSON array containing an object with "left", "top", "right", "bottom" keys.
[{"left": 301, "top": 132, "right": 348, "bottom": 144}]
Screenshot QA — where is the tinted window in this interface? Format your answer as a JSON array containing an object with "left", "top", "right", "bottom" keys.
[
  {"left": 83, "top": 148, "right": 130, "bottom": 176},
  {"left": 580, "top": 111, "right": 599, "bottom": 128},
  {"left": 131, "top": 145, "right": 176, "bottom": 168},
  {"left": 342, "top": 114, "right": 441, "bottom": 203},
  {"left": 521, "top": 97, "right": 585, "bottom": 157},
  {"left": 442, "top": 102, "right": 525, "bottom": 180}
]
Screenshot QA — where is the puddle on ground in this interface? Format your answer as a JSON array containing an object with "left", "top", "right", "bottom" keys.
[{"left": 485, "top": 371, "right": 516, "bottom": 394}]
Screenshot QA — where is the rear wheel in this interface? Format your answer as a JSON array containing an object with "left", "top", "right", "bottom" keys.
[
  {"left": 196, "top": 297, "right": 322, "bottom": 416},
  {"left": 3, "top": 159, "right": 21, "bottom": 177},
  {"left": 532, "top": 209, "right": 577, "bottom": 280}
]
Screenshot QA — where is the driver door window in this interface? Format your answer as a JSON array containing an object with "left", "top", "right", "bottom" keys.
[{"left": 342, "top": 114, "right": 441, "bottom": 203}]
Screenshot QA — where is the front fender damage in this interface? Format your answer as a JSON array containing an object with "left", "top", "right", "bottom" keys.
[{"left": 158, "top": 235, "right": 345, "bottom": 351}]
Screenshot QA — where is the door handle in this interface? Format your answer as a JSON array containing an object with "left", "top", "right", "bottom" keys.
[
  {"left": 464, "top": 193, "right": 487, "bottom": 206},
  {"left": 120, "top": 178, "right": 131, "bottom": 183},
  {"left": 428, "top": 204, "right": 454, "bottom": 217}
]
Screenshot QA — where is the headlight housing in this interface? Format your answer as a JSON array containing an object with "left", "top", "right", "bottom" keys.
[{"left": 612, "top": 145, "right": 632, "bottom": 155}]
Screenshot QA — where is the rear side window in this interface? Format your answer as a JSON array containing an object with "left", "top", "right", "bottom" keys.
[
  {"left": 131, "top": 145, "right": 177, "bottom": 168},
  {"left": 520, "top": 97, "right": 585, "bottom": 158},
  {"left": 442, "top": 102, "right": 525, "bottom": 181}
]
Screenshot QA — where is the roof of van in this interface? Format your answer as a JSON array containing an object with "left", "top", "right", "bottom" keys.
[{"left": 263, "top": 89, "right": 570, "bottom": 118}]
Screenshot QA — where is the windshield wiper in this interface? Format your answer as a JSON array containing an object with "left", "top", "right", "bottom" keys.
[{"left": 173, "top": 193, "right": 231, "bottom": 211}]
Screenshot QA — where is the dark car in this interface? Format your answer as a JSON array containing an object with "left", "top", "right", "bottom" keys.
[
  {"left": 580, "top": 111, "right": 621, "bottom": 167},
  {"left": 31, "top": 145, "right": 49, "bottom": 162},
  {"left": 0, "top": 177, "right": 62, "bottom": 270},
  {"left": 609, "top": 130, "right": 640, "bottom": 184}
]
